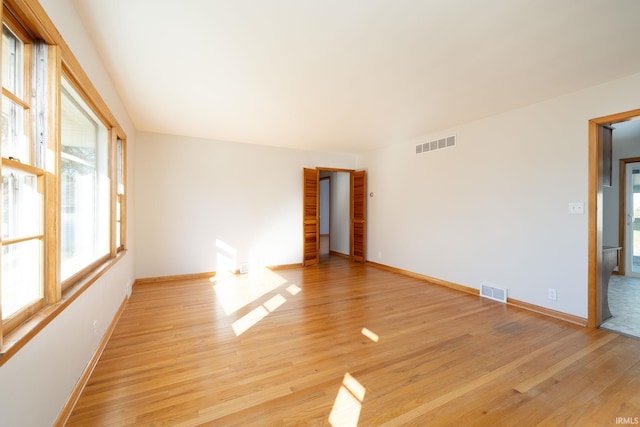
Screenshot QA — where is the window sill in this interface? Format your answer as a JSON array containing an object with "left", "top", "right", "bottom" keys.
[{"left": 0, "top": 250, "right": 128, "bottom": 367}]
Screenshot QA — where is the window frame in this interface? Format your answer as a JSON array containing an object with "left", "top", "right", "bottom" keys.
[{"left": 0, "top": 0, "right": 127, "bottom": 362}]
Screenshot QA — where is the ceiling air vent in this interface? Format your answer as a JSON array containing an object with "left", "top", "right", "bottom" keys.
[
  {"left": 446, "top": 136, "right": 455, "bottom": 147},
  {"left": 415, "top": 135, "right": 456, "bottom": 155},
  {"left": 480, "top": 284, "right": 507, "bottom": 303}
]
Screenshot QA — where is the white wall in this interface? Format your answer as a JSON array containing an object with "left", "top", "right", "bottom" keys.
[
  {"left": 135, "top": 132, "right": 357, "bottom": 278},
  {"left": 360, "top": 72, "right": 640, "bottom": 318},
  {"left": 0, "top": 1, "right": 136, "bottom": 426},
  {"left": 319, "top": 178, "right": 330, "bottom": 234}
]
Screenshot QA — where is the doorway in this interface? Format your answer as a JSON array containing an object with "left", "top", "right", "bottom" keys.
[
  {"left": 599, "top": 121, "right": 640, "bottom": 338},
  {"left": 589, "top": 109, "right": 640, "bottom": 329},
  {"left": 623, "top": 160, "right": 640, "bottom": 278},
  {"left": 319, "top": 176, "right": 331, "bottom": 261},
  {"left": 318, "top": 172, "right": 352, "bottom": 262},
  {"left": 302, "top": 168, "right": 367, "bottom": 266}
]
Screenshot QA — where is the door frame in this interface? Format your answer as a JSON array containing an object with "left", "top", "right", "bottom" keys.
[
  {"left": 618, "top": 158, "right": 640, "bottom": 276},
  {"left": 303, "top": 167, "right": 366, "bottom": 264},
  {"left": 588, "top": 108, "right": 640, "bottom": 328}
]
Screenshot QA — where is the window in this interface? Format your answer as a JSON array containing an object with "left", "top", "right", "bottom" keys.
[
  {"left": 115, "top": 136, "right": 126, "bottom": 252},
  {"left": 1, "top": 166, "right": 44, "bottom": 323},
  {"left": 60, "top": 77, "right": 110, "bottom": 282},
  {"left": 1, "top": 20, "right": 45, "bottom": 333},
  {"left": 0, "top": 0, "right": 127, "bottom": 357},
  {"left": 1, "top": 24, "right": 27, "bottom": 163}
]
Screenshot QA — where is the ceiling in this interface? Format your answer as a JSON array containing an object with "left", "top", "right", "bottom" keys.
[
  {"left": 614, "top": 117, "right": 640, "bottom": 141},
  {"left": 72, "top": 0, "right": 640, "bottom": 153}
]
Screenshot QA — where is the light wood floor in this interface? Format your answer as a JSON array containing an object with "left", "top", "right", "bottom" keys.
[{"left": 66, "top": 257, "right": 640, "bottom": 426}]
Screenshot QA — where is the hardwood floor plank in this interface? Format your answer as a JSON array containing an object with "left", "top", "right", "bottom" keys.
[
  {"left": 376, "top": 330, "right": 585, "bottom": 426},
  {"left": 66, "top": 257, "right": 640, "bottom": 426},
  {"left": 513, "top": 333, "right": 618, "bottom": 393}
]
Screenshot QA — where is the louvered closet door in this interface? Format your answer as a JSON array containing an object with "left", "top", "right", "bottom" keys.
[
  {"left": 303, "top": 168, "right": 319, "bottom": 266},
  {"left": 351, "top": 170, "right": 366, "bottom": 263}
]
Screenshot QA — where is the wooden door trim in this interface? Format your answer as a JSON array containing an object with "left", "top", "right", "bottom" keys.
[
  {"left": 588, "top": 108, "right": 640, "bottom": 328},
  {"left": 317, "top": 167, "right": 355, "bottom": 173}
]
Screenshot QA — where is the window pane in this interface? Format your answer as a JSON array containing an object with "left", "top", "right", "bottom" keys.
[
  {"left": 116, "top": 137, "right": 123, "bottom": 193},
  {"left": 115, "top": 220, "right": 121, "bottom": 249},
  {"left": 116, "top": 137, "right": 124, "bottom": 250},
  {"left": 2, "top": 167, "right": 42, "bottom": 239},
  {"left": 1, "top": 239, "right": 42, "bottom": 319},
  {"left": 60, "top": 79, "right": 109, "bottom": 280},
  {"left": 1, "top": 95, "right": 29, "bottom": 163},
  {"left": 2, "top": 25, "right": 24, "bottom": 97}
]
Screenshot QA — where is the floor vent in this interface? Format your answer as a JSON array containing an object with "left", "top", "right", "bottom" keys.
[
  {"left": 416, "top": 135, "right": 456, "bottom": 155},
  {"left": 480, "top": 284, "right": 507, "bottom": 303}
]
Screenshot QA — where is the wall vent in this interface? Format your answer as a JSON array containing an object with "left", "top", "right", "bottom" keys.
[
  {"left": 480, "top": 284, "right": 507, "bottom": 303},
  {"left": 415, "top": 135, "right": 456, "bottom": 155}
]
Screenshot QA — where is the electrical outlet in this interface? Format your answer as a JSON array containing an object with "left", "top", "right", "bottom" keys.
[
  {"left": 548, "top": 288, "right": 557, "bottom": 301},
  {"left": 92, "top": 320, "right": 98, "bottom": 336}
]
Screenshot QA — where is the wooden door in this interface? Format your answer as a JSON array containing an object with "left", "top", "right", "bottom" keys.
[
  {"left": 303, "top": 168, "right": 319, "bottom": 266},
  {"left": 351, "top": 170, "right": 366, "bottom": 263}
]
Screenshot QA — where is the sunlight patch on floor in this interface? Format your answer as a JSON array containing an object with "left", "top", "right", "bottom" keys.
[
  {"left": 286, "top": 284, "right": 302, "bottom": 295},
  {"left": 214, "top": 268, "right": 288, "bottom": 315},
  {"left": 232, "top": 292, "right": 292, "bottom": 336},
  {"left": 264, "top": 294, "right": 287, "bottom": 312},
  {"left": 232, "top": 306, "right": 269, "bottom": 336},
  {"left": 210, "top": 239, "right": 306, "bottom": 337},
  {"left": 329, "top": 373, "right": 366, "bottom": 427},
  {"left": 361, "top": 327, "right": 379, "bottom": 342}
]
